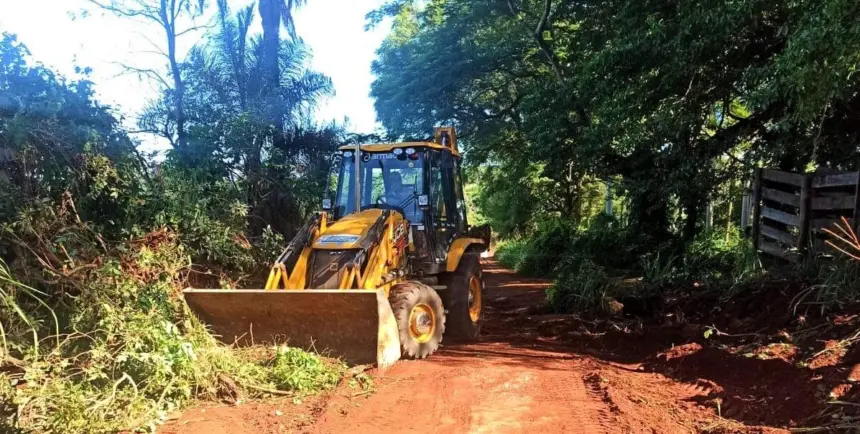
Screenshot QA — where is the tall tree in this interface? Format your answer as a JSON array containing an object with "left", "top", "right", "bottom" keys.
[
  {"left": 0, "top": 33, "right": 141, "bottom": 236},
  {"left": 87, "top": 0, "right": 207, "bottom": 157},
  {"left": 370, "top": 0, "right": 860, "bottom": 243},
  {"left": 258, "top": 0, "right": 306, "bottom": 93},
  {"left": 160, "top": 0, "right": 332, "bottom": 236}
]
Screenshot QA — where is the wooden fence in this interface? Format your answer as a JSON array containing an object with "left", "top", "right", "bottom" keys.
[{"left": 751, "top": 168, "right": 860, "bottom": 262}]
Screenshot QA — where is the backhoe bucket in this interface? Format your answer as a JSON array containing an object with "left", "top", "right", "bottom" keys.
[{"left": 183, "top": 289, "right": 401, "bottom": 368}]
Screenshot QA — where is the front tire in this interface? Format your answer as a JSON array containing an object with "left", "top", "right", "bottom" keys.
[
  {"left": 442, "top": 253, "right": 484, "bottom": 341},
  {"left": 389, "top": 281, "right": 446, "bottom": 359}
]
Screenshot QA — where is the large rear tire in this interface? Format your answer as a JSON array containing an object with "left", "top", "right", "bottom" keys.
[
  {"left": 389, "top": 281, "right": 445, "bottom": 359},
  {"left": 442, "top": 253, "right": 483, "bottom": 341}
]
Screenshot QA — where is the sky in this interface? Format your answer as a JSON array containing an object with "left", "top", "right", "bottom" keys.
[{"left": 0, "top": 0, "right": 391, "bottom": 151}]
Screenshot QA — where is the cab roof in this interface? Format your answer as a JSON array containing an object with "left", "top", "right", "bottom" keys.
[{"left": 338, "top": 141, "right": 460, "bottom": 157}]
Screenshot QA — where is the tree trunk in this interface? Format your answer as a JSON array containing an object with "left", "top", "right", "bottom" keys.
[
  {"left": 604, "top": 182, "right": 613, "bottom": 217},
  {"left": 246, "top": 137, "right": 264, "bottom": 237},
  {"left": 725, "top": 200, "right": 734, "bottom": 243},
  {"left": 259, "top": 0, "right": 281, "bottom": 94},
  {"left": 160, "top": 5, "right": 187, "bottom": 155},
  {"left": 254, "top": 0, "right": 287, "bottom": 238},
  {"left": 168, "top": 39, "right": 186, "bottom": 153},
  {"left": 683, "top": 198, "right": 700, "bottom": 242}
]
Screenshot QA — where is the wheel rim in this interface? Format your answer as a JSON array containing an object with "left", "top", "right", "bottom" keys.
[
  {"left": 409, "top": 303, "right": 436, "bottom": 343},
  {"left": 468, "top": 276, "right": 482, "bottom": 323}
]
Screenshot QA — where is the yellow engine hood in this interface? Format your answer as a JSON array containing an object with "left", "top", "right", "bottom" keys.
[{"left": 314, "top": 209, "right": 402, "bottom": 250}]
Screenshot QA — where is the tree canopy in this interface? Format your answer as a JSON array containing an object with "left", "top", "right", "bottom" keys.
[{"left": 371, "top": 0, "right": 860, "bottom": 240}]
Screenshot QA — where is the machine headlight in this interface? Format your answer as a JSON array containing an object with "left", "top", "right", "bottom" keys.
[
  {"left": 343, "top": 151, "right": 353, "bottom": 157},
  {"left": 405, "top": 148, "right": 416, "bottom": 155},
  {"left": 393, "top": 148, "right": 404, "bottom": 155}
]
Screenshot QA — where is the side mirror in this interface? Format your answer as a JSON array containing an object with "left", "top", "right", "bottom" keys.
[
  {"left": 418, "top": 194, "right": 430, "bottom": 209},
  {"left": 321, "top": 198, "right": 333, "bottom": 211}
]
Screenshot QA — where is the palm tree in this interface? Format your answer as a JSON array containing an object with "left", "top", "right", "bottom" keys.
[
  {"left": 192, "top": 0, "right": 331, "bottom": 236},
  {"left": 258, "top": 0, "right": 306, "bottom": 93}
]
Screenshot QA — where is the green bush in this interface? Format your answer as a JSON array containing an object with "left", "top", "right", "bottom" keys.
[
  {"left": 680, "top": 228, "right": 762, "bottom": 287},
  {"left": 547, "top": 258, "right": 610, "bottom": 313},
  {"left": 494, "top": 219, "right": 579, "bottom": 276},
  {"left": 0, "top": 221, "right": 342, "bottom": 434},
  {"left": 516, "top": 219, "right": 579, "bottom": 277},
  {"left": 639, "top": 252, "right": 680, "bottom": 284},
  {"left": 268, "top": 346, "right": 341, "bottom": 392},
  {"left": 495, "top": 238, "right": 529, "bottom": 271},
  {"left": 495, "top": 215, "right": 642, "bottom": 312}
]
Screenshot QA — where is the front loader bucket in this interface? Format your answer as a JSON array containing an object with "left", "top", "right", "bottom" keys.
[{"left": 183, "top": 289, "right": 401, "bottom": 368}]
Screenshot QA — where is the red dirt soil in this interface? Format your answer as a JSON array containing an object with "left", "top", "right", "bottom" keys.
[{"left": 163, "top": 260, "right": 856, "bottom": 434}]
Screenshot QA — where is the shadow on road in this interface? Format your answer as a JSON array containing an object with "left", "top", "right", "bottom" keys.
[{"left": 453, "top": 259, "right": 857, "bottom": 430}]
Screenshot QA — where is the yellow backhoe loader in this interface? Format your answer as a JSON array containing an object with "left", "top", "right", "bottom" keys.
[{"left": 183, "top": 127, "right": 490, "bottom": 367}]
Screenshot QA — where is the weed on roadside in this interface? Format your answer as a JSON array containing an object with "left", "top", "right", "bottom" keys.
[
  {"left": 548, "top": 258, "right": 610, "bottom": 313},
  {"left": 0, "top": 231, "right": 342, "bottom": 434}
]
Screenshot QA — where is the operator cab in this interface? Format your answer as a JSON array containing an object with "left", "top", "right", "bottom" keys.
[
  {"left": 331, "top": 148, "right": 426, "bottom": 222},
  {"left": 325, "top": 128, "right": 469, "bottom": 273}
]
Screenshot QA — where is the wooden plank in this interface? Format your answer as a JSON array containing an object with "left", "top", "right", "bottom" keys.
[
  {"left": 759, "top": 239, "right": 801, "bottom": 263},
  {"left": 812, "top": 172, "right": 859, "bottom": 188},
  {"left": 811, "top": 193, "right": 855, "bottom": 210},
  {"left": 762, "top": 206, "right": 800, "bottom": 227},
  {"left": 760, "top": 224, "right": 796, "bottom": 246},
  {"left": 762, "top": 168, "right": 804, "bottom": 187},
  {"left": 813, "top": 238, "right": 831, "bottom": 254},
  {"left": 798, "top": 175, "right": 812, "bottom": 253},
  {"left": 762, "top": 187, "right": 799, "bottom": 207},
  {"left": 752, "top": 168, "right": 763, "bottom": 249},
  {"left": 811, "top": 218, "right": 839, "bottom": 231}
]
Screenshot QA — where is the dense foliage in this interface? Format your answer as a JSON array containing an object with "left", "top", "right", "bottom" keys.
[
  {"left": 371, "top": 0, "right": 860, "bottom": 311},
  {"left": 0, "top": 0, "right": 348, "bottom": 427}
]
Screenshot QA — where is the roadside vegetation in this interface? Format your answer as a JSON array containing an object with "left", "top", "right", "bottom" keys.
[
  {"left": 0, "top": 0, "right": 350, "bottom": 429},
  {"left": 5, "top": 0, "right": 860, "bottom": 432},
  {"left": 370, "top": 2, "right": 860, "bottom": 429},
  {"left": 370, "top": 0, "right": 860, "bottom": 314}
]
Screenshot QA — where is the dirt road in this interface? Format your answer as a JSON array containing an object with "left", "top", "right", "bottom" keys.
[
  {"left": 165, "top": 260, "right": 779, "bottom": 434},
  {"left": 308, "top": 261, "right": 715, "bottom": 434},
  {"left": 310, "top": 262, "right": 617, "bottom": 433}
]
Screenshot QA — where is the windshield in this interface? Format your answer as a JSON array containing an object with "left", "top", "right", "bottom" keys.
[{"left": 334, "top": 151, "right": 425, "bottom": 222}]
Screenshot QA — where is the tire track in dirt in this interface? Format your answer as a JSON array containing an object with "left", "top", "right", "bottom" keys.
[{"left": 308, "top": 261, "right": 615, "bottom": 434}]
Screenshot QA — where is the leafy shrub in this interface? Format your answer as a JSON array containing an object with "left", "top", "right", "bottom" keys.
[
  {"left": 547, "top": 258, "right": 610, "bottom": 313},
  {"left": 495, "top": 238, "right": 529, "bottom": 271},
  {"left": 0, "top": 214, "right": 341, "bottom": 434},
  {"left": 495, "top": 219, "right": 579, "bottom": 276},
  {"left": 267, "top": 346, "right": 341, "bottom": 392},
  {"left": 680, "top": 228, "right": 762, "bottom": 287},
  {"left": 516, "top": 218, "right": 579, "bottom": 277},
  {"left": 495, "top": 215, "right": 643, "bottom": 312}
]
